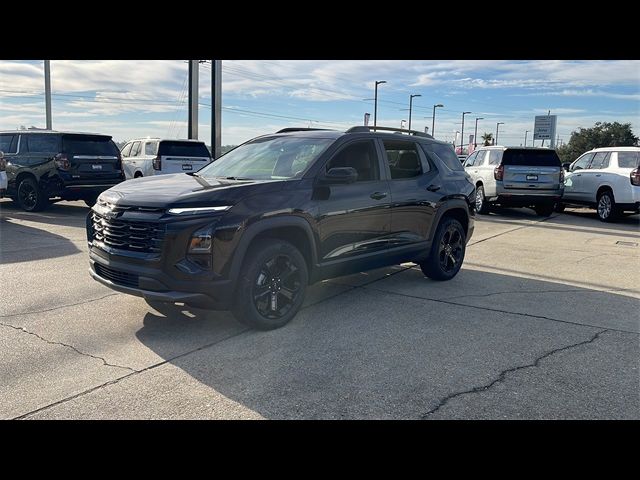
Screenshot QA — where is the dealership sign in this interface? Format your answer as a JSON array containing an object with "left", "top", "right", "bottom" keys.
[{"left": 533, "top": 115, "right": 557, "bottom": 142}]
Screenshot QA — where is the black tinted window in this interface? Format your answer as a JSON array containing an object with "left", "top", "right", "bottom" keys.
[
  {"left": 426, "top": 143, "right": 463, "bottom": 171},
  {"left": 383, "top": 140, "right": 425, "bottom": 179},
  {"left": 502, "top": 149, "right": 561, "bottom": 167},
  {"left": 327, "top": 140, "right": 379, "bottom": 182},
  {"left": 618, "top": 151, "right": 640, "bottom": 168},
  {"left": 24, "top": 134, "right": 60, "bottom": 153},
  {"left": 159, "top": 141, "right": 210, "bottom": 157},
  {"left": 0, "top": 134, "right": 16, "bottom": 154},
  {"left": 62, "top": 135, "right": 119, "bottom": 156}
]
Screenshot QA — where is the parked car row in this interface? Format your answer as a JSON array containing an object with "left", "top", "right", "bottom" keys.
[
  {"left": 0, "top": 130, "right": 211, "bottom": 211},
  {"left": 463, "top": 145, "right": 640, "bottom": 222}
]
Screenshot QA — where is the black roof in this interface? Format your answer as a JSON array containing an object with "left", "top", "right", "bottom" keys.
[{"left": 0, "top": 129, "right": 111, "bottom": 137}]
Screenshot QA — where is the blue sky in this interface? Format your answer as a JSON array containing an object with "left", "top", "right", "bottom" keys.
[{"left": 0, "top": 60, "right": 638, "bottom": 147}]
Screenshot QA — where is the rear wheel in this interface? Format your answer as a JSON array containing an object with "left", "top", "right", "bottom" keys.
[
  {"left": 232, "top": 239, "right": 308, "bottom": 330},
  {"left": 597, "top": 190, "right": 619, "bottom": 222},
  {"left": 420, "top": 218, "right": 466, "bottom": 281},
  {"left": 534, "top": 204, "right": 554, "bottom": 217},
  {"left": 475, "top": 185, "right": 490, "bottom": 214},
  {"left": 17, "top": 177, "right": 48, "bottom": 212}
]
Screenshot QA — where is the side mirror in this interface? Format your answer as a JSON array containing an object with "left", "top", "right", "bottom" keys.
[
  {"left": 320, "top": 167, "right": 358, "bottom": 184},
  {"left": 562, "top": 163, "right": 571, "bottom": 172}
]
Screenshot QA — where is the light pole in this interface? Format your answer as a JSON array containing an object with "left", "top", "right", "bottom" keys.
[
  {"left": 432, "top": 104, "right": 444, "bottom": 138},
  {"left": 374, "top": 80, "right": 386, "bottom": 131},
  {"left": 496, "top": 122, "right": 504, "bottom": 145},
  {"left": 474, "top": 117, "right": 483, "bottom": 149},
  {"left": 408, "top": 94, "right": 421, "bottom": 132},
  {"left": 524, "top": 130, "right": 529, "bottom": 147},
  {"left": 460, "top": 111, "right": 471, "bottom": 154}
]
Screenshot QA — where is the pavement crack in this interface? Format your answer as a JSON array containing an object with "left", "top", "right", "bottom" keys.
[
  {"left": 13, "top": 327, "right": 251, "bottom": 420},
  {"left": 0, "top": 321, "right": 135, "bottom": 373},
  {"left": 445, "top": 287, "right": 636, "bottom": 301},
  {"left": 0, "top": 293, "right": 120, "bottom": 318},
  {"left": 421, "top": 329, "right": 608, "bottom": 419},
  {"left": 362, "top": 286, "right": 640, "bottom": 335}
]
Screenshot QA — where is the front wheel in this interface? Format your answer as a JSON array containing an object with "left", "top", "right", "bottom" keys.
[
  {"left": 420, "top": 218, "right": 466, "bottom": 281},
  {"left": 232, "top": 239, "right": 308, "bottom": 330},
  {"left": 597, "top": 190, "right": 619, "bottom": 222}
]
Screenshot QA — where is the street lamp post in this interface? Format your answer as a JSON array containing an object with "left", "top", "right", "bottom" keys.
[
  {"left": 474, "top": 117, "right": 484, "bottom": 149},
  {"left": 524, "top": 130, "right": 529, "bottom": 147},
  {"left": 460, "top": 111, "right": 471, "bottom": 155},
  {"left": 432, "top": 104, "right": 444, "bottom": 137},
  {"left": 408, "top": 94, "right": 422, "bottom": 132},
  {"left": 496, "top": 122, "right": 505, "bottom": 145},
  {"left": 374, "top": 80, "right": 386, "bottom": 131}
]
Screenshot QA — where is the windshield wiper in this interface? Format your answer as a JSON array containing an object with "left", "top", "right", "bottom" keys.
[{"left": 222, "top": 176, "right": 252, "bottom": 180}]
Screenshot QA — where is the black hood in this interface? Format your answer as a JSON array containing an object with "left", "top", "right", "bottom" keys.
[{"left": 100, "top": 173, "right": 286, "bottom": 208}]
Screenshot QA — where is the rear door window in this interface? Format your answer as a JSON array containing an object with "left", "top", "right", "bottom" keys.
[
  {"left": 463, "top": 151, "right": 478, "bottom": 167},
  {"left": 617, "top": 151, "right": 640, "bottom": 168},
  {"left": 588, "top": 152, "right": 610, "bottom": 169},
  {"left": 159, "top": 141, "right": 210, "bottom": 157},
  {"left": 383, "top": 140, "right": 427, "bottom": 179},
  {"left": 130, "top": 141, "right": 142, "bottom": 157},
  {"left": 121, "top": 142, "right": 133, "bottom": 157},
  {"left": 425, "top": 143, "right": 464, "bottom": 171},
  {"left": 502, "top": 149, "right": 561, "bottom": 167},
  {"left": 62, "top": 135, "right": 119, "bottom": 156}
]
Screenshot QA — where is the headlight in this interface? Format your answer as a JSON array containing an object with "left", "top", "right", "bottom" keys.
[
  {"left": 188, "top": 226, "right": 213, "bottom": 254},
  {"left": 168, "top": 206, "right": 231, "bottom": 215}
]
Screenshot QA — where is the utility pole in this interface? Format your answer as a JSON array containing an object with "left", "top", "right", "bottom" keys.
[
  {"left": 496, "top": 122, "right": 504, "bottom": 145},
  {"left": 432, "top": 104, "right": 444, "bottom": 138},
  {"left": 188, "top": 60, "right": 199, "bottom": 139},
  {"left": 474, "top": 117, "right": 483, "bottom": 149},
  {"left": 211, "top": 60, "right": 222, "bottom": 158},
  {"left": 44, "top": 60, "right": 52, "bottom": 130},
  {"left": 373, "top": 80, "right": 386, "bottom": 131}
]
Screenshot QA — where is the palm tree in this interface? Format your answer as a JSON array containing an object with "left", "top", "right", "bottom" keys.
[{"left": 481, "top": 132, "right": 493, "bottom": 146}]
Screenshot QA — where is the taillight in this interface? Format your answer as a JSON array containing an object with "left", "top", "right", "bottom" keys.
[
  {"left": 152, "top": 156, "right": 161, "bottom": 171},
  {"left": 559, "top": 168, "right": 565, "bottom": 183},
  {"left": 54, "top": 153, "right": 71, "bottom": 171},
  {"left": 631, "top": 168, "right": 640, "bottom": 186},
  {"left": 494, "top": 164, "right": 504, "bottom": 181}
]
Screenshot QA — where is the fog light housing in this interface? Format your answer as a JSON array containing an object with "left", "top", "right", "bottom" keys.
[{"left": 187, "top": 226, "right": 213, "bottom": 270}]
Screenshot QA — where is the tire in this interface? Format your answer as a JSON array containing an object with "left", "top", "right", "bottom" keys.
[
  {"left": 232, "top": 239, "right": 308, "bottom": 330},
  {"left": 597, "top": 190, "right": 619, "bottom": 223},
  {"left": 475, "top": 185, "right": 490, "bottom": 214},
  {"left": 534, "top": 204, "right": 554, "bottom": 217},
  {"left": 16, "top": 177, "right": 48, "bottom": 212},
  {"left": 420, "top": 217, "right": 466, "bottom": 281},
  {"left": 554, "top": 202, "right": 565, "bottom": 213},
  {"left": 84, "top": 194, "right": 99, "bottom": 208}
]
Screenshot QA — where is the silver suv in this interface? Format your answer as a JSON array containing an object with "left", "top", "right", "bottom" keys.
[{"left": 464, "top": 146, "right": 564, "bottom": 216}]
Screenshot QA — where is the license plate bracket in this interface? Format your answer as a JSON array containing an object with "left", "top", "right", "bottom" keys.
[{"left": 526, "top": 174, "right": 538, "bottom": 181}]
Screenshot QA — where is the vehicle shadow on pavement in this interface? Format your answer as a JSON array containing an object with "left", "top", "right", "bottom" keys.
[
  {"left": 0, "top": 199, "right": 90, "bottom": 228},
  {"left": 133, "top": 267, "right": 639, "bottom": 419},
  {"left": 0, "top": 216, "right": 80, "bottom": 264}
]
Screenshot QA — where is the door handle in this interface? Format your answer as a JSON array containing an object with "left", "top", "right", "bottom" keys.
[
  {"left": 370, "top": 192, "right": 387, "bottom": 200},
  {"left": 426, "top": 184, "right": 441, "bottom": 192},
  {"left": 595, "top": 174, "right": 601, "bottom": 177}
]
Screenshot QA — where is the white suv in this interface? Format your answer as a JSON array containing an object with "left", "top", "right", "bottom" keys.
[
  {"left": 559, "top": 147, "right": 640, "bottom": 222},
  {"left": 120, "top": 138, "right": 212, "bottom": 179}
]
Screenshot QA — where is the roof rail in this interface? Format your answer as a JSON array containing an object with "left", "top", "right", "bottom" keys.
[
  {"left": 345, "top": 126, "right": 433, "bottom": 138},
  {"left": 276, "top": 128, "right": 333, "bottom": 133}
]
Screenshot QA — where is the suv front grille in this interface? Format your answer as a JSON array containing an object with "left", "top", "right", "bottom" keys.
[
  {"left": 94, "top": 264, "right": 139, "bottom": 288},
  {"left": 92, "top": 212, "right": 165, "bottom": 253}
]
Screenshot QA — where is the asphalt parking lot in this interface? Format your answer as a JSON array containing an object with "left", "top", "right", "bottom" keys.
[{"left": 1, "top": 199, "right": 638, "bottom": 419}]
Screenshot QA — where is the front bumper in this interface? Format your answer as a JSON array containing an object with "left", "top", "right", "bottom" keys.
[{"left": 89, "top": 248, "right": 234, "bottom": 309}]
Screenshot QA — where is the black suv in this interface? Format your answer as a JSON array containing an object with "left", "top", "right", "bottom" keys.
[
  {"left": 0, "top": 130, "right": 125, "bottom": 211},
  {"left": 87, "top": 127, "right": 475, "bottom": 330}
]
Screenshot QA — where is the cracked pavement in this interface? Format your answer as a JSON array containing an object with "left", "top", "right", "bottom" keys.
[{"left": 1, "top": 200, "right": 639, "bottom": 419}]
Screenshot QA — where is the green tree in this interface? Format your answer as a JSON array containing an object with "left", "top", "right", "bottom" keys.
[
  {"left": 556, "top": 122, "right": 638, "bottom": 164},
  {"left": 481, "top": 132, "right": 493, "bottom": 146}
]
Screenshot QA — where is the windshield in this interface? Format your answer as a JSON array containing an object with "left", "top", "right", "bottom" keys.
[{"left": 199, "top": 136, "right": 334, "bottom": 180}]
